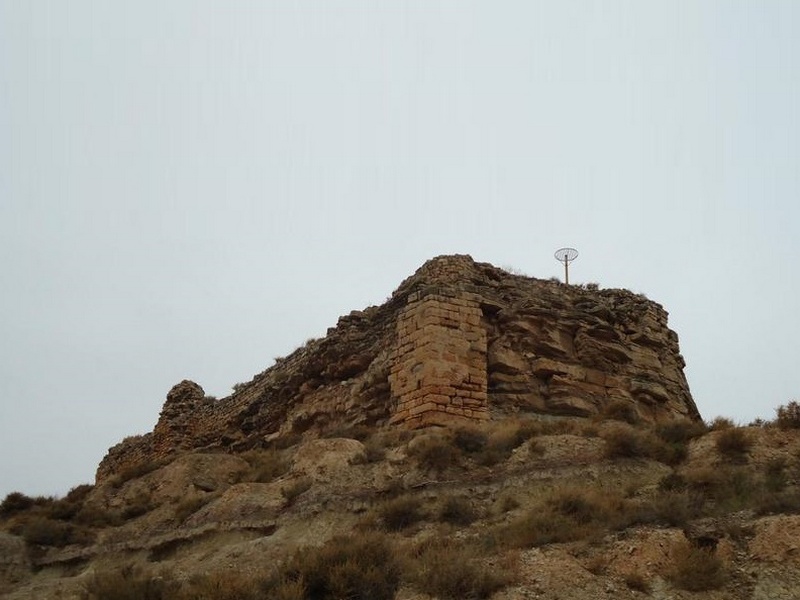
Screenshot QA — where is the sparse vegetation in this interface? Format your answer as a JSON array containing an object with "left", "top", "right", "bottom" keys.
[
  {"left": 438, "top": 495, "right": 478, "bottom": 525},
  {"left": 273, "top": 532, "right": 401, "bottom": 600},
  {"left": 407, "top": 537, "right": 514, "bottom": 599},
  {"left": 622, "top": 571, "right": 651, "bottom": 593},
  {"left": 408, "top": 433, "right": 461, "bottom": 473},
  {"left": 378, "top": 495, "right": 424, "bottom": 531},
  {"left": 281, "top": 477, "right": 312, "bottom": 506},
  {"left": 776, "top": 400, "right": 800, "bottom": 429},
  {"left": 715, "top": 426, "right": 752, "bottom": 462},
  {"left": 84, "top": 565, "right": 179, "bottom": 600},
  {"left": 668, "top": 543, "right": 727, "bottom": 591},
  {"left": 242, "top": 448, "right": 291, "bottom": 482}
]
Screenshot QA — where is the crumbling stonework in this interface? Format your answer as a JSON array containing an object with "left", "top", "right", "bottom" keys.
[
  {"left": 389, "top": 288, "right": 488, "bottom": 428},
  {"left": 96, "top": 254, "right": 700, "bottom": 483}
]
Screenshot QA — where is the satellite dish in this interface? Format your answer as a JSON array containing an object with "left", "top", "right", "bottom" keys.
[{"left": 554, "top": 247, "right": 579, "bottom": 285}]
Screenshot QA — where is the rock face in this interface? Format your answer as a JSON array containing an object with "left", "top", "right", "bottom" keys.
[{"left": 96, "top": 255, "right": 699, "bottom": 482}]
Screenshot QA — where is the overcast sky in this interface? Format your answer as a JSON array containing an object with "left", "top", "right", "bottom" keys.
[{"left": 1, "top": 1, "right": 798, "bottom": 498}]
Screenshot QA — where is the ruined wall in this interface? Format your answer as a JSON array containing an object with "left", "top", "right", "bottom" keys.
[
  {"left": 96, "top": 254, "right": 701, "bottom": 483},
  {"left": 388, "top": 288, "right": 488, "bottom": 428}
]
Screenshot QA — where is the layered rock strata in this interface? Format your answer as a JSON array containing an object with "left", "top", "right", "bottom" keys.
[{"left": 97, "top": 255, "right": 699, "bottom": 482}]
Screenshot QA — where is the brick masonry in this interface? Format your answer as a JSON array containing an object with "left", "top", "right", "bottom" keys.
[{"left": 388, "top": 286, "right": 489, "bottom": 427}]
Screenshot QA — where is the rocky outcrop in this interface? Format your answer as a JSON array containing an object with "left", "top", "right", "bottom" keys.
[{"left": 96, "top": 255, "right": 699, "bottom": 482}]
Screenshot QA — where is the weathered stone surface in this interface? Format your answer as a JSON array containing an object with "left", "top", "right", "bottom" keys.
[
  {"left": 0, "top": 533, "right": 30, "bottom": 591},
  {"left": 96, "top": 254, "right": 698, "bottom": 483}
]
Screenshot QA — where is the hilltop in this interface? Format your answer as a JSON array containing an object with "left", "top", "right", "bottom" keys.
[{"left": 2, "top": 255, "right": 800, "bottom": 600}]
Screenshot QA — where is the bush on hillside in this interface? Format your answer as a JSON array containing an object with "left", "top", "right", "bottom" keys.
[{"left": 776, "top": 401, "right": 800, "bottom": 429}]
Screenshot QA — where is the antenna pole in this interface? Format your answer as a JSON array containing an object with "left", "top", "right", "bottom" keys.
[{"left": 554, "top": 247, "right": 579, "bottom": 285}]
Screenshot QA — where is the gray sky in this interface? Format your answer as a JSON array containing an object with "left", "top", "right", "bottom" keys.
[{"left": 2, "top": 1, "right": 798, "bottom": 498}]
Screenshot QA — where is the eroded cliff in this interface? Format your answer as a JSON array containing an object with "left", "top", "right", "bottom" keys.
[{"left": 97, "top": 255, "right": 698, "bottom": 481}]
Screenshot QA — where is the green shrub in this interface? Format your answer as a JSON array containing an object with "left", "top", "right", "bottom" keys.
[{"left": 669, "top": 544, "right": 727, "bottom": 591}]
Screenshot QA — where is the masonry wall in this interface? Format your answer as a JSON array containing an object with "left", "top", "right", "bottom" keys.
[{"left": 388, "top": 287, "right": 489, "bottom": 427}]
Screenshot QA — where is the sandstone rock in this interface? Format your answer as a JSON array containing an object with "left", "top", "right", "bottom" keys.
[
  {"left": 0, "top": 533, "right": 30, "bottom": 590},
  {"left": 97, "top": 254, "right": 699, "bottom": 483}
]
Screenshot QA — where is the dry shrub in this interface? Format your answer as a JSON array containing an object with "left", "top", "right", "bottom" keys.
[
  {"left": 656, "top": 419, "right": 707, "bottom": 444},
  {"left": 408, "top": 538, "right": 514, "bottom": 600},
  {"left": 177, "top": 570, "right": 260, "bottom": 600},
  {"left": 438, "top": 495, "right": 478, "bottom": 525},
  {"left": 110, "top": 460, "right": 166, "bottom": 489},
  {"left": 273, "top": 532, "right": 400, "bottom": 600},
  {"left": 601, "top": 400, "right": 640, "bottom": 425},
  {"left": 603, "top": 425, "right": 689, "bottom": 466},
  {"left": 502, "top": 486, "right": 625, "bottom": 547},
  {"left": 281, "top": 477, "right": 312, "bottom": 506},
  {"left": 84, "top": 565, "right": 178, "bottom": 600},
  {"left": 622, "top": 571, "right": 651, "bottom": 593},
  {"left": 709, "top": 416, "right": 735, "bottom": 431},
  {"left": 0, "top": 492, "right": 39, "bottom": 517},
  {"left": 121, "top": 490, "right": 156, "bottom": 520},
  {"left": 715, "top": 427, "right": 752, "bottom": 462},
  {"left": 361, "top": 437, "right": 387, "bottom": 463},
  {"left": 378, "top": 495, "right": 424, "bottom": 531},
  {"left": 602, "top": 426, "right": 649, "bottom": 459},
  {"left": 173, "top": 495, "right": 214, "bottom": 523},
  {"left": 17, "top": 515, "right": 94, "bottom": 547},
  {"left": 682, "top": 465, "right": 758, "bottom": 514},
  {"left": 243, "top": 449, "right": 290, "bottom": 483},
  {"left": 409, "top": 434, "right": 461, "bottom": 473},
  {"left": 776, "top": 401, "right": 800, "bottom": 429},
  {"left": 668, "top": 543, "right": 727, "bottom": 591},
  {"left": 454, "top": 427, "right": 488, "bottom": 454},
  {"left": 764, "top": 458, "right": 788, "bottom": 492},
  {"left": 496, "top": 494, "right": 520, "bottom": 514},
  {"left": 645, "top": 490, "right": 701, "bottom": 527}
]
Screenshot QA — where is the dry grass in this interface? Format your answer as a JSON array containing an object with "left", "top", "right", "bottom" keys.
[
  {"left": 407, "top": 537, "right": 515, "bottom": 600},
  {"left": 776, "top": 401, "right": 800, "bottom": 429},
  {"left": 273, "top": 532, "right": 401, "bottom": 600},
  {"left": 378, "top": 495, "right": 424, "bottom": 531},
  {"left": 622, "top": 571, "right": 651, "bottom": 593},
  {"left": 668, "top": 543, "right": 727, "bottom": 591},
  {"left": 500, "top": 486, "right": 629, "bottom": 548},
  {"left": 84, "top": 565, "right": 179, "bottom": 600},
  {"left": 408, "top": 434, "right": 461, "bottom": 473},
  {"left": 242, "top": 449, "right": 291, "bottom": 483},
  {"left": 715, "top": 427, "right": 752, "bottom": 462},
  {"left": 281, "top": 477, "right": 312, "bottom": 506},
  {"left": 438, "top": 495, "right": 479, "bottom": 525}
]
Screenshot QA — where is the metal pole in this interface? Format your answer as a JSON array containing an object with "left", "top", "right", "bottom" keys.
[{"left": 564, "top": 261, "right": 569, "bottom": 285}]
